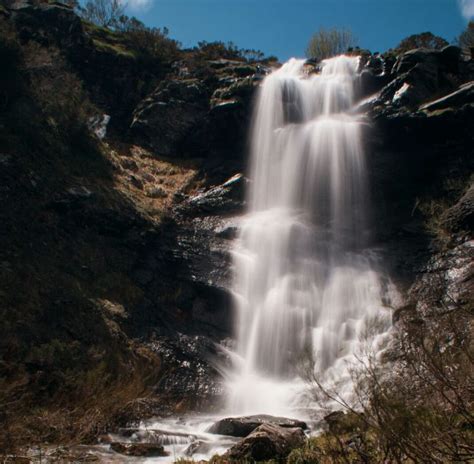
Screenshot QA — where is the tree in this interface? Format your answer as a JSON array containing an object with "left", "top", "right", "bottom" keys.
[
  {"left": 305, "top": 27, "right": 356, "bottom": 60},
  {"left": 79, "top": 0, "right": 126, "bottom": 29},
  {"left": 394, "top": 31, "right": 448, "bottom": 54},
  {"left": 458, "top": 21, "right": 474, "bottom": 55}
]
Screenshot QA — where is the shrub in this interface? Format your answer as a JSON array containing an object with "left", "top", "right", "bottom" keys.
[
  {"left": 119, "top": 17, "right": 180, "bottom": 62},
  {"left": 304, "top": 301, "right": 474, "bottom": 463},
  {"left": 22, "top": 43, "right": 97, "bottom": 137},
  {"left": 392, "top": 31, "right": 448, "bottom": 55},
  {"left": 196, "top": 40, "right": 243, "bottom": 60},
  {"left": 305, "top": 27, "right": 356, "bottom": 60},
  {"left": 458, "top": 21, "right": 474, "bottom": 56},
  {"left": 78, "top": 0, "right": 125, "bottom": 28},
  {"left": 193, "top": 40, "right": 268, "bottom": 63}
]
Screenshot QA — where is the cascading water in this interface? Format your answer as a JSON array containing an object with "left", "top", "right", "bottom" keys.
[
  {"left": 227, "top": 56, "right": 396, "bottom": 416},
  {"left": 82, "top": 56, "right": 399, "bottom": 462}
]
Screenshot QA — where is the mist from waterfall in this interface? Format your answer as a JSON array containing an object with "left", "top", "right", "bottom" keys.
[{"left": 227, "top": 56, "right": 396, "bottom": 416}]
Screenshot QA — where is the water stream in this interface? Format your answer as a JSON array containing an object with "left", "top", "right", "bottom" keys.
[{"left": 227, "top": 55, "right": 396, "bottom": 416}]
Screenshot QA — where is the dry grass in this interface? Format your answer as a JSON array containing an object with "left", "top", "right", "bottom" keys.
[
  {"left": 105, "top": 142, "right": 200, "bottom": 223},
  {"left": 0, "top": 343, "right": 160, "bottom": 457}
]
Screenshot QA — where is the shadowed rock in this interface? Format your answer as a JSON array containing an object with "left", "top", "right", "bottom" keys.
[
  {"left": 207, "top": 414, "right": 307, "bottom": 437},
  {"left": 110, "top": 442, "right": 168, "bottom": 457},
  {"left": 224, "top": 423, "right": 305, "bottom": 461}
]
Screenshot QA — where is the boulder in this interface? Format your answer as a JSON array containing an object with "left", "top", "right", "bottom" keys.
[
  {"left": 182, "top": 173, "right": 246, "bottom": 215},
  {"left": 369, "top": 47, "right": 473, "bottom": 115},
  {"left": 151, "top": 335, "right": 227, "bottom": 408},
  {"left": 420, "top": 81, "right": 474, "bottom": 112},
  {"left": 207, "top": 414, "right": 307, "bottom": 437},
  {"left": 110, "top": 442, "right": 168, "bottom": 457},
  {"left": 224, "top": 423, "right": 305, "bottom": 461}
]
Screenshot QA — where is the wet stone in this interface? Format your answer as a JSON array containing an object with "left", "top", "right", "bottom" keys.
[
  {"left": 110, "top": 442, "right": 168, "bottom": 457},
  {"left": 207, "top": 414, "right": 308, "bottom": 437}
]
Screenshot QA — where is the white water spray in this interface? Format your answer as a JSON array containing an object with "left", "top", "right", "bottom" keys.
[{"left": 227, "top": 56, "right": 396, "bottom": 416}]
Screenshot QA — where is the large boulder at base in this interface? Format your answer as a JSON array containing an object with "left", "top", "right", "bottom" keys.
[
  {"left": 207, "top": 414, "right": 308, "bottom": 437},
  {"left": 224, "top": 423, "right": 306, "bottom": 461},
  {"left": 110, "top": 442, "right": 168, "bottom": 457}
]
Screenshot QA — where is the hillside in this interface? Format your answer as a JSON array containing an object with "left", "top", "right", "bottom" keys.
[{"left": 0, "top": 1, "right": 473, "bottom": 462}]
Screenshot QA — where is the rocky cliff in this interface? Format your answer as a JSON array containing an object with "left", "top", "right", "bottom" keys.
[{"left": 0, "top": 0, "right": 473, "bottom": 452}]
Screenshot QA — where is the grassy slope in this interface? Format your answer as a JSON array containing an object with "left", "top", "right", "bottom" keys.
[{"left": 0, "top": 15, "right": 200, "bottom": 452}]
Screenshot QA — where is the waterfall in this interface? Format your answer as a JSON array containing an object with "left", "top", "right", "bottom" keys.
[{"left": 227, "top": 56, "right": 396, "bottom": 415}]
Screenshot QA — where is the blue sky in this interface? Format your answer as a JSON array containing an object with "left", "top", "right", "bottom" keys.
[{"left": 124, "top": 0, "right": 473, "bottom": 60}]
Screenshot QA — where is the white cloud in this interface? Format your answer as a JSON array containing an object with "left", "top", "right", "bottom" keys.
[
  {"left": 126, "top": 0, "right": 153, "bottom": 12},
  {"left": 458, "top": 0, "right": 474, "bottom": 19}
]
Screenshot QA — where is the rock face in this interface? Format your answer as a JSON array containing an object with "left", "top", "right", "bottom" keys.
[
  {"left": 224, "top": 423, "right": 305, "bottom": 461},
  {"left": 370, "top": 46, "right": 472, "bottom": 111},
  {"left": 354, "top": 45, "right": 474, "bottom": 289},
  {"left": 442, "top": 185, "right": 474, "bottom": 234},
  {"left": 208, "top": 414, "right": 308, "bottom": 437},
  {"left": 131, "top": 65, "right": 263, "bottom": 160},
  {"left": 150, "top": 334, "right": 227, "bottom": 409},
  {"left": 131, "top": 79, "right": 209, "bottom": 157}
]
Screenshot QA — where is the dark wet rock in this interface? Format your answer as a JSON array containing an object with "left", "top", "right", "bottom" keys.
[
  {"left": 48, "top": 186, "right": 95, "bottom": 212},
  {"left": 208, "top": 414, "right": 307, "bottom": 437},
  {"left": 131, "top": 79, "right": 208, "bottom": 157},
  {"left": 359, "top": 68, "right": 390, "bottom": 96},
  {"left": 442, "top": 184, "right": 474, "bottom": 233},
  {"left": 410, "top": 240, "right": 474, "bottom": 316},
  {"left": 224, "top": 423, "right": 305, "bottom": 461},
  {"left": 181, "top": 173, "right": 247, "bottom": 215},
  {"left": 184, "top": 440, "right": 212, "bottom": 456},
  {"left": 130, "top": 65, "right": 259, "bottom": 162},
  {"left": 393, "top": 48, "right": 441, "bottom": 75},
  {"left": 110, "top": 442, "right": 168, "bottom": 457},
  {"left": 150, "top": 335, "right": 227, "bottom": 408},
  {"left": 420, "top": 81, "right": 474, "bottom": 112},
  {"left": 158, "top": 175, "right": 247, "bottom": 337},
  {"left": 367, "top": 46, "right": 474, "bottom": 117}
]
